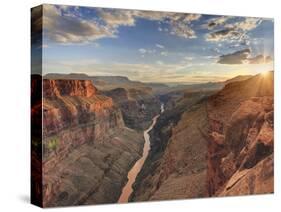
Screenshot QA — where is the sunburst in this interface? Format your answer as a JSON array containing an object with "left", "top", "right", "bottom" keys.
[{"left": 261, "top": 70, "right": 270, "bottom": 78}]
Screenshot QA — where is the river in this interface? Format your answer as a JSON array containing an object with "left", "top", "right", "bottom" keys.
[{"left": 118, "top": 114, "right": 161, "bottom": 203}]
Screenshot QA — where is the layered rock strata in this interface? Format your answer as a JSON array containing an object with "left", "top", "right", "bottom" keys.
[
  {"left": 40, "top": 79, "right": 145, "bottom": 207},
  {"left": 104, "top": 87, "right": 161, "bottom": 130},
  {"left": 131, "top": 72, "right": 274, "bottom": 201}
]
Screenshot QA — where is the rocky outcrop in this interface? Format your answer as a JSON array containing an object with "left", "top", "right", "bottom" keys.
[
  {"left": 43, "top": 79, "right": 97, "bottom": 98},
  {"left": 40, "top": 79, "right": 145, "bottom": 207},
  {"left": 104, "top": 87, "right": 161, "bottom": 130},
  {"left": 206, "top": 71, "right": 274, "bottom": 196},
  {"left": 208, "top": 96, "right": 273, "bottom": 196},
  {"left": 217, "top": 154, "right": 273, "bottom": 196}
]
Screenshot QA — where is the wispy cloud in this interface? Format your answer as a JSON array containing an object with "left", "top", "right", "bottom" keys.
[
  {"left": 184, "top": 56, "right": 193, "bottom": 61},
  {"left": 217, "top": 48, "right": 273, "bottom": 65},
  {"left": 43, "top": 5, "right": 116, "bottom": 44},
  {"left": 246, "top": 55, "right": 273, "bottom": 64},
  {"left": 205, "top": 17, "right": 262, "bottom": 43},
  {"left": 44, "top": 5, "right": 262, "bottom": 45},
  {"left": 98, "top": 9, "right": 136, "bottom": 28},
  {"left": 99, "top": 9, "right": 202, "bottom": 39},
  {"left": 217, "top": 48, "right": 251, "bottom": 64},
  {"left": 156, "top": 60, "right": 164, "bottom": 65},
  {"left": 156, "top": 44, "right": 165, "bottom": 49},
  {"left": 43, "top": 5, "right": 203, "bottom": 44},
  {"left": 202, "top": 16, "right": 232, "bottom": 30},
  {"left": 206, "top": 28, "right": 241, "bottom": 42},
  {"left": 44, "top": 57, "right": 201, "bottom": 83},
  {"left": 231, "top": 17, "right": 262, "bottom": 31},
  {"left": 138, "top": 48, "right": 147, "bottom": 54},
  {"left": 138, "top": 48, "right": 156, "bottom": 55},
  {"left": 160, "top": 51, "right": 168, "bottom": 56}
]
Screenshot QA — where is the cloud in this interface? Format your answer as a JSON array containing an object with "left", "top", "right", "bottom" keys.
[
  {"left": 44, "top": 5, "right": 115, "bottom": 43},
  {"left": 247, "top": 55, "right": 273, "bottom": 64},
  {"left": 192, "top": 75, "right": 228, "bottom": 81},
  {"left": 43, "top": 5, "right": 264, "bottom": 47},
  {"left": 133, "top": 11, "right": 201, "bottom": 39},
  {"left": 217, "top": 48, "right": 273, "bottom": 65},
  {"left": 156, "top": 60, "right": 164, "bottom": 65},
  {"left": 138, "top": 48, "right": 147, "bottom": 54},
  {"left": 135, "top": 11, "right": 200, "bottom": 22},
  {"left": 217, "top": 48, "right": 251, "bottom": 64},
  {"left": 206, "top": 28, "right": 241, "bottom": 42},
  {"left": 44, "top": 5, "right": 139, "bottom": 44},
  {"left": 44, "top": 5, "right": 202, "bottom": 44},
  {"left": 203, "top": 16, "right": 231, "bottom": 30},
  {"left": 170, "top": 22, "right": 196, "bottom": 38},
  {"left": 168, "top": 14, "right": 201, "bottom": 38},
  {"left": 138, "top": 48, "right": 156, "bottom": 55},
  {"left": 231, "top": 17, "right": 262, "bottom": 31},
  {"left": 156, "top": 44, "right": 165, "bottom": 49},
  {"left": 160, "top": 51, "right": 168, "bottom": 56},
  {"left": 133, "top": 10, "right": 169, "bottom": 21},
  {"left": 31, "top": 6, "right": 43, "bottom": 47},
  {"left": 184, "top": 56, "right": 193, "bottom": 61},
  {"left": 202, "top": 55, "right": 217, "bottom": 60},
  {"left": 205, "top": 17, "right": 262, "bottom": 43},
  {"left": 183, "top": 14, "right": 202, "bottom": 22},
  {"left": 98, "top": 9, "right": 136, "bottom": 28},
  {"left": 45, "top": 57, "right": 202, "bottom": 83}
]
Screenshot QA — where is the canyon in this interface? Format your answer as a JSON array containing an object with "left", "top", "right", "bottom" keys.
[
  {"left": 131, "top": 71, "right": 274, "bottom": 201},
  {"left": 35, "top": 77, "right": 160, "bottom": 207},
  {"left": 118, "top": 115, "right": 160, "bottom": 203},
  {"left": 32, "top": 71, "right": 274, "bottom": 207},
  {"left": 44, "top": 74, "right": 161, "bottom": 130}
]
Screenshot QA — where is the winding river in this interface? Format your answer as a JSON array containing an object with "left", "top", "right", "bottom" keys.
[{"left": 118, "top": 106, "right": 163, "bottom": 203}]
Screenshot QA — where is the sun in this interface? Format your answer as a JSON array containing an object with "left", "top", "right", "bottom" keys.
[{"left": 261, "top": 71, "right": 269, "bottom": 77}]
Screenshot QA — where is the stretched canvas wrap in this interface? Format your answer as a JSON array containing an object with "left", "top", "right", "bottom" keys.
[{"left": 31, "top": 4, "right": 274, "bottom": 208}]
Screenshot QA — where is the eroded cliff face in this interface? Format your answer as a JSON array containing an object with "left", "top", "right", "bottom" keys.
[
  {"left": 44, "top": 79, "right": 97, "bottom": 98},
  {"left": 131, "top": 72, "right": 274, "bottom": 201},
  {"left": 131, "top": 91, "right": 212, "bottom": 201},
  {"left": 104, "top": 87, "right": 161, "bottom": 130},
  {"left": 207, "top": 72, "right": 274, "bottom": 196},
  {"left": 43, "top": 74, "right": 162, "bottom": 130},
  {"left": 41, "top": 79, "right": 145, "bottom": 207}
]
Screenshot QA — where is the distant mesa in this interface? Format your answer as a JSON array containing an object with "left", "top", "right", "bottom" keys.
[{"left": 44, "top": 73, "right": 169, "bottom": 94}]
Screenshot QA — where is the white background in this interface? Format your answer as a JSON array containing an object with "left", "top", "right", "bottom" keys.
[{"left": 0, "top": 0, "right": 280, "bottom": 211}]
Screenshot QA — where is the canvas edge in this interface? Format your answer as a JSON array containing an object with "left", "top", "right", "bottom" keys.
[{"left": 31, "top": 4, "right": 43, "bottom": 208}]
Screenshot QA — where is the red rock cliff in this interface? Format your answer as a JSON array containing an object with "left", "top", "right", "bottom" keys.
[
  {"left": 36, "top": 79, "right": 146, "bottom": 207},
  {"left": 206, "top": 71, "right": 274, "bottom": 196},
  {"left": 42, "top": 79, "right": 124, "bottom": 185},
  {"left": 43, "top": 79, "right": 97, "bottom": 98}
]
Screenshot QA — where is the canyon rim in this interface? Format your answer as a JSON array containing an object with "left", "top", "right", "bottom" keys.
[{"left": 31, "top": 4, "right": 274, "bottom": 208}]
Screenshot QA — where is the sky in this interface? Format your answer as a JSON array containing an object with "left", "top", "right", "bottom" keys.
[{"left": 38, "top": 4, "right": 274, "bottom": 84}]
